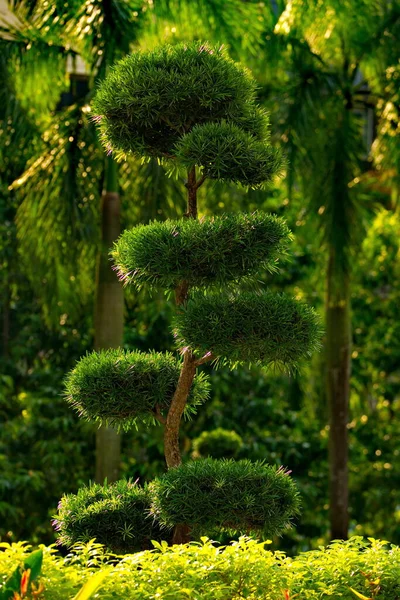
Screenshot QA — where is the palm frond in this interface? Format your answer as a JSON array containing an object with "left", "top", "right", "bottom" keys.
[
  {"left": 0, "top": 15, "right": 71, "bottom": 116},
  {"left": 13, "top": 102, "right": 103, "bottom": 325},
  {"left": 147, "top": 0, "right": 267, "bottom": 55}
]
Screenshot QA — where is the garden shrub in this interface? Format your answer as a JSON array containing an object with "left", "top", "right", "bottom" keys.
[
  {"left": 65, "top": 349, "right": 209, "bottom": 429},
  {"left": 111, "top": 212, "right": 290, "bottom": 289},
  {"left": 175, "top": 121, "right": 284, "bottom": 186},
  {"left": 174, "top": 291, "right": 321, "bottom": 368},
  {"left": 92, "top": 43, "right": 267, "bottom": 159},
  {"left": 150, "top": 459, "right": 300, "bottom": 538},
  {"left": 0, "top": 537, "right": 399, "bottom": 599},
  {"left": 53, "top": 480, "right": 169, "bottom": 554},
  {"left": 192, "top": 428, "right": 243, "bottom": 459}
]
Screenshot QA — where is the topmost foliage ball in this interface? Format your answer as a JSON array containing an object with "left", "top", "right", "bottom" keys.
[{"left": 92, "top": 41, "right": 269, "bottom": 159}]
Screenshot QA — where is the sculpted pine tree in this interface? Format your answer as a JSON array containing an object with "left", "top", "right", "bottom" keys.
[{"left": 54, "top": 42, "right": 321, "bottom": 551}]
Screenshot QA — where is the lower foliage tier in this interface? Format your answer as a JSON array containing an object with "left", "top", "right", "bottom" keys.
[
  {"left": 64, "top": 349, "right": 210, "bottom": 429},
  {"left": 150, "top": 459, "right": 300, "bottom": 537},
  {"left": 53, "top": 480, "right": 167, "bottom": 553},
  {"left": 54, "top": 459, "right": 300, "bottom": 553},
  {"left": 174, "top": 291, "right": 322, "bottom": 369}
]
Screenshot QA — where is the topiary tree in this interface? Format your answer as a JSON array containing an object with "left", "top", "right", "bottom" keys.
[{"left": 54, "top": 41, "right": 321, "bottom": 551}]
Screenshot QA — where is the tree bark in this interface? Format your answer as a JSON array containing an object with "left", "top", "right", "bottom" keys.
[
  {"left": 326, "top": 250, "right": 351, "bottom": 540},
  {"left": 94, "top": 156, "right": 124, "bottom": 483},
  {"left": 164, "top": 350, "right": 197, "bottom": 469}
]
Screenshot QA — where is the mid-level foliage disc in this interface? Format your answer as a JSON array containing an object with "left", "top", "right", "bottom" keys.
[
  {"left": 65, "top": 349, "right": 210, "bottom": 429},
  {"left": 173, "top": 291, "right": 322, "bottom": 369},
  {"left": 150, "top": 458, "right": 300, "bottom": 537},
  {"left": 54, "top": 480, "right": 167, "bottom": 553},
  {"left": 111, "top": 213, "right": 291, "bottom": 290},
  {"left": 175, "top": 122, "right": 284, "bottom": 188}
]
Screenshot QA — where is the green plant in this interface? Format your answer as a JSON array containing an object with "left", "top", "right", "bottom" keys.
[
  {"left": 150, "top": 459, "right": 300, "bottom": 537},
  {"left": 54, "top": 480, "right": 168, "bottom": 553},
  {"left": 0, "top": 548, "right": 43, "bottom": 600},
  {"left": 175, "top": 121, "right": 284, "bottom": 187},
  {"left": 92, "top": 43, "right": 265, "bottom": 160},
  {"left": 55, "top": 40, "right": 320, "bottom": 550},
  {"left": 111, "top": 213, "right": 291, "bottom": 289},
  {"left": 1, "top": 538, "right": 399, "bottom": 600},
  {"left": 174, "top": 291, "right": 321, "bottom": 369},
  {"left": 65, "top": 350, "right": 209, "bottom": 429},
  {"left": 192, "top": 428, "right": 243, "bottom": 459}
]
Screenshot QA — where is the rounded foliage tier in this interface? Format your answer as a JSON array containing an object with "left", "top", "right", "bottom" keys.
[
  {"left": 54, "top": 480, "right": 167, "bottom": 553},
  {"left": 175, "top": 122, "right": 284, "bottom": 188},
  {"left": 92, "top": 41, "right": 267, "bottom": 159},
  {"left": 150, "top": 459, "right": 300, "bottom": 537},
  {"left": 174, "top": 291, "right": 321, "bottom": 368},
  {"left": 111, "top": 213, "right": 290, "bottom": 290},
  {"left": 65, "top": 349, "right": 210, "bottom": 429},
  {"left": 192, "top": 428, "right": 243, "bottom": 459}
]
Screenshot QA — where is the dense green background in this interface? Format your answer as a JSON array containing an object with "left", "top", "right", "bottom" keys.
[{"left": 0, "top": 0, "right": 399, "bottom": 553}]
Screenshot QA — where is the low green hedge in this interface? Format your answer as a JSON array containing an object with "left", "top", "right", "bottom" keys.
[{"left": 0, "top": 537, "right": 399, "bottom": 599}]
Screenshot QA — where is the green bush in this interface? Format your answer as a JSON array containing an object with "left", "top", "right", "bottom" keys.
[
  {"left": 111, "top": 213, "right": 290, "bottom": 290},
  {"left": 92, "top": 41, "right": 264, "bottom": 159},
  {"left": 150, "top": 459, "right": 300, "bottom": 538},
  {"left": 175, "top": 122, "right": 284, "bottom": 187},
  {"left": 174, "top": 291, "right": 322, "bottom": 368},
  {"left": 53, "top": 480, "right": 168, "bottom": 554},
  {"left": 0, "top": 537, "right": 399, "bottom": 599},
  {"left": 65, "top": 349, "right": 210, "bottom": 429},
  {"left": 192, "top": 428, "right": 243, "bottom": 459},
  {"left": 54, "top": 460, "right": 298, "bottom": 550}
]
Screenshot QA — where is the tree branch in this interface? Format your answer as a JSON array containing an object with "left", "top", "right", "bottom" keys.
[
  {"left": 194, "top": 351, "right": 215, "bottom": 366},
  {"left": 194, "top": 172, "right": 207, "bottom": 190},
  {"left": 154, "top": 405, "right": 166, "bottom": 425}
]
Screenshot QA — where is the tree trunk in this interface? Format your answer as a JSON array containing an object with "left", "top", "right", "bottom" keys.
[
  {"left": 94, "top": 156, "right": 124, "bottom": 483},
  {"left": 163, "top": 166, "right": 200, "bottom": 544},
  {"left": 326, "top": 250, "right": 351, "bottom": 540},
  {"left": 164, "top": 350, "right": 197, "bottom": 469}
]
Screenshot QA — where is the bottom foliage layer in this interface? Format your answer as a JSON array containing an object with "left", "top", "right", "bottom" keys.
[
  {"left": 53, "top": 459, "right": 300, "bottom": 552},
  {"left": 0, "top": 537, "right": 399, "bottom": 600}
]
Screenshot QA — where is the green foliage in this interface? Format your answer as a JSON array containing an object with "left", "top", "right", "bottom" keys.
[
  {"left": 353, "top": 209, "right": 400, "bottom": 403},
  {"left": 150, "top": 458, "right": 300, "bottom": 537},
  {"left": 54, "top": 480, "right": 167, "bottom": 554},
  {"left": 111, "top": 212, "right": 291, "bottom": 290},
  {"left": 175, "top": 122, "right": 284, "bottom": 188},
  {"left": 14, "top": 102, "right": 102, "bottom": 326},
  {"left": 65, "top": 350, "right": 210, "bottom": 429},
  {"left": 0, "top": 549, "right": 43, "bottom": 600},
  {"left": 174, "top": 291, "right": 322, "bottom": 368},
  {"left": 192, "top": 428, "right": 243, "bottom": 459},
  {"left": 1, "top": 537, "right": 399, "bottom": 600},
  {"left": 92, "top": 41, "right": 262, "bottom": 160}
]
